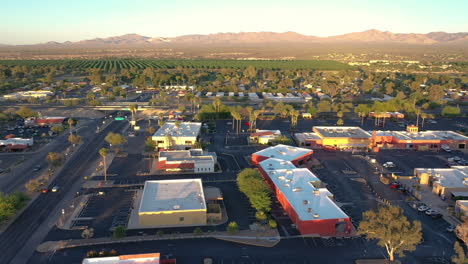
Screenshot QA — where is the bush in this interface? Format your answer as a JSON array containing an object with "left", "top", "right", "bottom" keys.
[
  {"left": 255, "top": 211, "right": 267, "bottom": 221},
  {"left": 194, "top": 227, "right": 203, "bottom": 235},
  {"left": 0, "top": 192, "right": 29, "bottom": 224},
  {"left": 268, "top": 219, "right": 278, "bottom": 229},
  {"left": 113, "top": 225, "right": 126, "bottom": 238},
  {"left": 108, "top": 249, "right": 119, "bottom": 256},
  {"left": 156, "top": 230, "right": 164, "bottom": 237},
  {"left": 227, "top": 221, "right": 239, "bottom": 234},
  {"left": 85, "top": 250, "right": 98, "bottom": 258}
]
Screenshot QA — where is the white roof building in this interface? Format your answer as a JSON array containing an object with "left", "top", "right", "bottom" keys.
[
  {"left": 139, "top": 179, "right": 206, "bottom": 214},
  {"left": 152, "top": 122, "right": 201, "bottom": 149},
  {"left": 258, "top": 158, "right": 348, "bottom": 221},
  {"left": 415, "top": 166, "right": 468, "bottom": 189},
  {"left": 82, "top": 253, "right": 160, "bottom": 264},
  {"left": 253, "top": 144, "right": 313, "bottom": 161}
]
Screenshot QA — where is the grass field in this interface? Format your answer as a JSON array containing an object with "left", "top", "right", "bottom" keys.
[{"left": 0, "top": 59, "right": 351, "bottom": 70}]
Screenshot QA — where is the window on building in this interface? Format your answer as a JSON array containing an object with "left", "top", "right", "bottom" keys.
[
  {"left": 459, "top": 144, "right": 466, "bottom": 149},
  {"left": 157, "top": 141, "right": 164, "bottom": 144},
  {"left": 185, "top": 141, "right": 192, "bottom": 144},
  {"left": 179, "top": 217, "right": 184, "bottom": 222}
]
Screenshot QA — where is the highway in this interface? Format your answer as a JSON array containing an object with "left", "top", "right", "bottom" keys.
[{"left": 0, "top": 120, "right": 128, "bottom": 264}]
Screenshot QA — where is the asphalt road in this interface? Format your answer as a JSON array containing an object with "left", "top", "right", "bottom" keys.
[
  {"left": 0, "top": 118, "right": 100, "bottom": 194},
  {"left": 0, "top": 120, "right": 128, "bottom": 264}
]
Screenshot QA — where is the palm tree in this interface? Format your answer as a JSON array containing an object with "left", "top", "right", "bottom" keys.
[
  {"left": 99, "top": 148, "right": 108, "bottom": 182},
  {"left": 230, "top": 108, "right": 238, "bottom": 131},
  {"left": 67, "top": 118, "right": 75, "bottom": 135},
  {"left": 129, "top": 104, "right": 138, "bottom": 123},
  {"left": 289, "top": 109, "right": 300, "bottom": 128},
  {"left": 212, "top": 98, "right": 222, "bottom": 117},
  {"left": 157, "top": 112, "right": 165, "bottom": 127}
]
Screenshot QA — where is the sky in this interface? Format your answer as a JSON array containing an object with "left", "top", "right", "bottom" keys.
[{"left": 1, "top": 0, "right": 467, "bottom": 45}]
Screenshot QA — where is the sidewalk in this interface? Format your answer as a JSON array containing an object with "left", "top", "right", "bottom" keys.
[{"left": 37, "top": 229, "right": 281, "bottom": 253}]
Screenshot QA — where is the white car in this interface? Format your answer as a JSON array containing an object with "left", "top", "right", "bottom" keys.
[
  {"left": 51, "top": 186, "right": 60, "bottom": 192},
  {"left": 417, "top": 205, "right": 429, "bottom": 212},
  {"left": 425, "top": 209, "right": 437, "bottom": 216},
  {"left": 383, "top": 162, "right": 396, "bottom": 168}
]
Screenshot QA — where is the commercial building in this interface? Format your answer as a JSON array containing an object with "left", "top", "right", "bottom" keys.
[
  {"left": 249, "top": 130, "right": 281, "bottom": 145},
  {"left": 155, "top": 149, "right": 217, "bottom": 173},
  {"left": 456, "top": 200, "right": 468, "bottom": 217},
  {"left": 295, "top": 126, "right": 373, "bottom": 151},
  {"left": 373, "top": 126, "right": 468, "bottom": 152},
  {"left": 369, "top": 112, "right": 405, "bottom": 119},
  {"left": 152, "top": 122, "right": 201, "bottom": 150},
  {"left": 138, "top": 179, "right": 207, "bottom": 227},
  {"left": 82, "top": 252, "right": 176, "bottom": 264},
  {"left": 294, "top": 125, "right": 468, "bottom": 152},
  {"left": 252, "top": 146, "right": 352, "bottom": 236},
  {"left": 414, "top": 166, "right": 468, "bottom": 199},
  {"left": 251, "top": 144, "right": 314, "bottom": 167}
]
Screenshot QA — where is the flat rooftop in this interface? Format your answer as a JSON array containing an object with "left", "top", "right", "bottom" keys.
[
  {"left": 294, "top": 132, "right": 321, "bottom": 141},
  {"left": 375, "top": 130, "right": 468, "bottom": 141},
  {"left": 313, "top": 126, "right": 372, "bottom": 139},
  {"left": 152, "top": 122, "right": 201, "bottom": 138},
  {"left": 254, "top": 144, "right": 313, "bottom": 161},
  {"left": 159, "top": 149, "right": 215, "bottom": 163},
  {"left": 415, "top": 166, "right": 468, "bottom": 188},
  {"left": 259, "top": 159, "right": 348, "bottom": 221},
  {"left": 139, "top": 179, "right": 206, "bottom": 214},
  {"left": 82, "top": 253, "right": 160, "bottom": 264}
]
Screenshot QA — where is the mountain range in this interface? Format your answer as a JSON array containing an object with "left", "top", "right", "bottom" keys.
[{"left": 3, "top": 29, "right": 468, "bottom": 47}]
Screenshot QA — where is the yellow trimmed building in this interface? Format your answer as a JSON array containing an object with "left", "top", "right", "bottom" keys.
[{"left": 138, "top": 179, "right": 207, "bottom": 227}]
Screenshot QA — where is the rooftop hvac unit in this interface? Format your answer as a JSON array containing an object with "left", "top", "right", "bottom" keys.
[
  {"left": 313, "top": 190, "right": 320, "bottom": 196},
  {"left": 278, "top": 176, "right": 285, "bottom": 180},
  {"left": 286, "top": 170, "right": 293, "bottom": 175},
  {"left": 307, "top": 208, "right": 313, "bottom": 213},
  {"left": 173, "top": 205, "right": 180, "bottom": 210},
  {"left": 303, "top": 200, "right": 309, "bottom": 205},
  {"left": 313, "top": 213, "right": 320, "bottom": 218},
  {"left": 293, "top": 187, "right": 302, "bottom": 192},
  {"left": 283, "top": 183, "right": 290, "bottom": 187}
]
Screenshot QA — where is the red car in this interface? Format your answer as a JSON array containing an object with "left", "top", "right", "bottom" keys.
[
  {"left": 41, "top": 188, "right": 49, "bottom": 194},
  {"left": 389, "top": 183, "right": 400, "bottom": 189}
]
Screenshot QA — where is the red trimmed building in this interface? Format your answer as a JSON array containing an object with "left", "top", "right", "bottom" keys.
[
  {"left": 251, "top": 144, "right": 314, "bottom": 167},
  {"left": 154, "top": 149, "right": 217, "bottom": 173},
  {"left": 252, "top": 145, "right": 353, "bottom": 236}
]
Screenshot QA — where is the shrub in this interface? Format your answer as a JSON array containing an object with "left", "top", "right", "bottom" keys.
[{"left": 227, "top": 221, "right": 239, "bottom": 234}]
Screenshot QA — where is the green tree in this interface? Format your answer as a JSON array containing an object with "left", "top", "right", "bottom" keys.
[
  {"left": 46, "top": 152, "right": 63, "bottom": 167},
  {"left": 16, "top": 106, "right": 36, "bottom": 119},
  {"left": 358, "top": 205, "right": 422, "bottom": 262},
  {"left": 336, "top": 118, "right": 344, "bottom": 126},
  {"left": 442, "top": 106, "right": 461, "bottom": 117},
  {"left": 113, "top": 225, "right": 126, "bottom": 238},
  {"left": 452, "top": 241, "right": 467, "bottom": 264},
  {"left": 68, "top": 134, "right": 81, "bottom": 146},
  {"left": 354, "top": 104, "right": 370, "bottom": 126},
  {"left": 146, "top": 126, "right": 156, "bottom": 135},
  {"left": 227, "top": 221, "right": 239, "bottom": 234},
  {"left": 67, "top": 118, "right": 77, "bottom": 135},
  {"left": 268, "top": 219, "right": 278, "bottom": 229},
  {"left": 105, "top": 132, "right": 126, "bottom": 147},
  {"left": 317, "top": 100, "right": 332, "bottom": 113},
  {"left": 255, "top": 211, "right": 268, "bottom": 221},
  {"left": 145, "top": 137, "right": 156, "bottom": 151},
  {"left": 237, "top": 168, "right": 272, "bottom": 212},
  {"left": 99, "top": 148, "right": 108, "bottom": 181},
  {"left": 50, "top": 125, "right": 65, "bottom": 133},
  {"left": 455, "top": 218, "right": 468, "bottom": 245}
]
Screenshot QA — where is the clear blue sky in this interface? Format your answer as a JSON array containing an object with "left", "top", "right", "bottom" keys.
[{"left": 1, "top": 0, "right": 467, "bottom": 45}]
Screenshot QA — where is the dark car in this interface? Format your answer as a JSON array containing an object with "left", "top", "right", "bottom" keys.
[
  {"left": 431, "top": 213, "right": 443, "bottom": 219},
  {"left": 33, "top": 165, "right": 42, "bottom": 172}
]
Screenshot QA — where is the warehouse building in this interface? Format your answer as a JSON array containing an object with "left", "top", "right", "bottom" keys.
[
  {"left": 152, "top": 122, "right": 201, "bottom": 150},
  {"left": 155, "top": 149, "right": 217, "bottom": 173},
  {"left": 252, "top": 146, "right": 352, "bottom": 236},
  {"left": 251, "top": 144, "right": 313, "bottom": 167},
  {"left": 138, "top": 179, "right": 207, "bottom": 227}
]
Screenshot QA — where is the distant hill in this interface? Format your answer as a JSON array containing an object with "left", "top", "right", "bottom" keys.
[{"left": 8, "top": 29, "right": 468, "bottom": 47}]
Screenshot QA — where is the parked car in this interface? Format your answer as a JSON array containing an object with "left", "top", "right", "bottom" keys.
[
  {"left": 446, "top": 225, "right": 455, "bottom": 232},
  {"left": 418, "top": 205, "right": 429, "bottom": 212},
  {"left": 389, "top": 182, "right": 400, "bottom": 189},
  {"left": 41, "top": 188, "right": 49, "bottom": 194},
  {"left": 51, "top": 186, "right": 60, "bottom": 192},
  {"left": 383, "top": 162, "right": 396, "bottom": 168},
  {"left": 425, "top": 209, "right": 438, "bottom": 216}
]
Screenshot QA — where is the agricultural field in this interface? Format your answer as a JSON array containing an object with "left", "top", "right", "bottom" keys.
[{"left": 0, "top": 59, "right": 351, "bottom": 71}]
